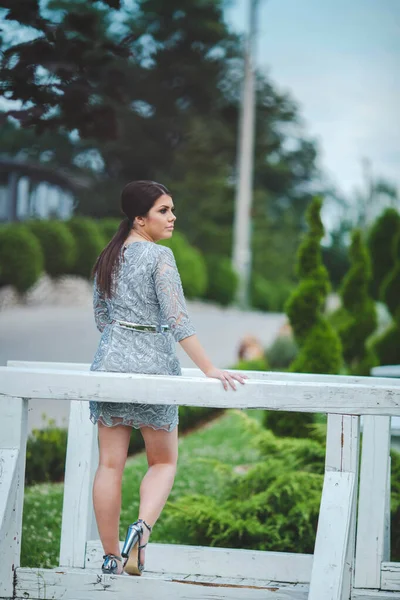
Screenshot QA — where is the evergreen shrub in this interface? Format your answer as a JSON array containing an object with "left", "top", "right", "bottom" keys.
[
  {"left": 372, "top": 228, "right": 400, "bottom": 365},
  {"left": 204, "top": 254, "right": 238, "bottom": 306},
  {"left": 161, "top": 232, "right": 208, "bottom": 299},
  {"left": 266, "top": 335, "right": 298, "bottom": 371},
  {"left": 367, "top": 208, "right": 400, "bottom": 300},
  {"left": 0, "top": 224, "right": 43, "bottom": 292},
  {"left": 25, "top": 419, "right": 67, "bottom": 485},
  {"left": 66, "top": 217, "right": 105, "bottom": 279},
  {"left": 27, "top": 220, "right": 77, "bottom": 278},
  {"left": 166, "top": 415, "right": 324, "bottom": 553},
  {"left": 337, "top": 230, "right": 377, "bottom": 374},
  {"left": 272, "top": 198, "right": 342, "bottom": 437},
  {"left": 100, "top": 218, "right": 121, "bottom": 243},
  {"left": 251, "top": 275, "right": 294, "bottom": 312}
]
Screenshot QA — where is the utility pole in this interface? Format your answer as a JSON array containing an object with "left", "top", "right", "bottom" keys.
[{"left": 232, "top": 0, "right": 260, "bottom": 309}]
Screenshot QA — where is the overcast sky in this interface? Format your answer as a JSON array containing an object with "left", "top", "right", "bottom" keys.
[{"left": 225, "top": 0, "right": 400, "bottom": 198}]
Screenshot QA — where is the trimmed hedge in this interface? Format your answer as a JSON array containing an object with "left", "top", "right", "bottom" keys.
[
  {"left": 0, "top": 224, "right": 43, "bottom": 292},
  {"left": 99, "top": 218, "right": 121, "bottom": 243},
  {"left": 204, "top": 254, "right": 238, "bottom": 306},
  {"left": 27, "top": 220, "right": 77, "bottom": 278},
  {"left": 251, "top": 275, "right": 294, "bottom": 313},
  {"left": 66, "top": 217, "right": 105, "bottom": 279},
  {"left": 161, "top": 231, "right": 208, "bottom": 299}
]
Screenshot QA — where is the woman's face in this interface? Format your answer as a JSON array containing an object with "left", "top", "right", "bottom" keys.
[{"left": 137, "top": 194, "right": 176, "bottom": 241}]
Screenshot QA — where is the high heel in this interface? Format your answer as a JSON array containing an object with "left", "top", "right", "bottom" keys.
[
  {"left": 121, "top": 519, "right": 152, "bottom": 576},
  {"left": 101, "top": 553, "right": 123, "bottom": 575}
]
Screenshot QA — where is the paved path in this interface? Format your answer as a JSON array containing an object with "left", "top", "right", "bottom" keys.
[{"left": 0, "top": 302, "right": 286, "bottom": 432}]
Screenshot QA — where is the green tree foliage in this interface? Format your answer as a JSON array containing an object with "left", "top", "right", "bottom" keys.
[
  {"left": 338, "top": 230, "right": 377, "bottom": 375},
  {"left": 0, "top": 224, "right": 43, "bottom": 292},
  {"left": 27, "top": 220, "right": 77, "bottom": 277},
  {"left": 367, "top": 208, "right": 400, "bottom": 300},
  {"left": 372, "top": 228, "right": 400, "bottom": 365},
  {"left": 204, "top": 255, "right": 239, "bottom": 307},
  {"left": 1, "top": 0, "right": 322, "bottom": 287},
  {"left": 268, "top": 198, "right": 342, "bottom": 437}
]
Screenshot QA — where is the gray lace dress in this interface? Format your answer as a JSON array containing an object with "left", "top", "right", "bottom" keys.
[{"left": 89, "top": 241, "right": 196, "bottom": 432}]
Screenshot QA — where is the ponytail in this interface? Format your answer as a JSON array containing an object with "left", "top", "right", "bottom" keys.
[{"left": 92, "top": 218, "right": 131, "bottom": 298}]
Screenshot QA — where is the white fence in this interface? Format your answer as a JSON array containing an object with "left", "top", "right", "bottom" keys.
[{"left": 1, "top": 360, "right": 400, "bottom": 600}]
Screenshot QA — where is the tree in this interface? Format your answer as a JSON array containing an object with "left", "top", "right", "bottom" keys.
[
  {"left": 266, "top": 198, "right": 342, "bottom": 438},
  {"left": 367, "top": 208, "right": 400, "bottom": 300},
  {"left": 338, "top": 230, "right": 377, "bottom": 375}
]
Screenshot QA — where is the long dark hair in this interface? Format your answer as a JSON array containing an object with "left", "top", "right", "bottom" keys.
[{"left": 92, "top": 180, "right": 170, "bottom": 297}]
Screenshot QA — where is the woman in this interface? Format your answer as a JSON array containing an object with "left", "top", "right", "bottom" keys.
[{"left": 89, "top": 180, "right": 247, "bottom": 577}]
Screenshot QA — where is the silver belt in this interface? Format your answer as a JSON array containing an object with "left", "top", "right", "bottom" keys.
[{"left": 113, "top": 319, "right": 170, "bottom": 333}]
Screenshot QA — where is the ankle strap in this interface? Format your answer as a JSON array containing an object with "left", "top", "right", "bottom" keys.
[
  {"left": 137, "top": 518, "right": 152, "bottom": 532},
  {"left": 103, "top": 553, "right": 122, "bottom": 562}
]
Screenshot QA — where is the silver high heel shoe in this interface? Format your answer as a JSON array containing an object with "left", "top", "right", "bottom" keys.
[
  {"left": 101, "top": 553, "right": 123, "bottom": 574},
  {"left": 121, "top": 518, "right": 152, "bottom": 576}
]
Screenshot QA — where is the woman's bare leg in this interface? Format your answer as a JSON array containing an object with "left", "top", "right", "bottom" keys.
[
  {"left": 136, "top": 425, "right": 178, "bottom": 556},
  {"left": 93, "top": 422, "right": 132, "bottom": 562}
]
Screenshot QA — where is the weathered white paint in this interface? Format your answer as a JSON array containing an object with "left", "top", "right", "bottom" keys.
[
  {"left": 0, "top": 397, "right": 28, "bottom": 598},
  {"left": 86, "top": 541, "right": 313, "bottom": 582},
  {"left": 59, "top": 401, "right": 99, "bottom": 568},
  {"left": 323, "top": 415, "right": 360, "bottom": 599},
  {"left": 8, "top": 360, "right": 400, "bottom": 387},
  {"left": 309, "top": 471, "right": 355, "bottom": 600},
  {"left": 14, "top": 567, "right": 310, "bottom": 600},
  {"left": 1, "top": 366, "right": 400, "bottom": 415},
  {"left": 381, "top": 562, "right": 400, "bottom": 591},
  {"left": 355, "top": 416, "right": 391, "bottom": 588},
  {"left": 352, "top": 591, "right": 400, "bottom": 600}
]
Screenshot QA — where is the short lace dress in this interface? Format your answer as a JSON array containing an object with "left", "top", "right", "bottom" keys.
[{"left": 89, "top": 241, "right": 196, "bottom": 431}]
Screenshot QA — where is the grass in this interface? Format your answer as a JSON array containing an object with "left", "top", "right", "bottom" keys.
[{"left": 21, "top": 409, "right": 265, "bottom": 568}]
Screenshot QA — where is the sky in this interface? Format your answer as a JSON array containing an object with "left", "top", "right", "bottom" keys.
[{"left": 224, "top": 0, "right": 400, "bottom": 199}]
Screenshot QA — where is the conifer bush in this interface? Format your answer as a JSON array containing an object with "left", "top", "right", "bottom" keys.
[
  {"left": 367, "top": 208, "right": 400, "bottom": 300},
  {"left": 27, "top": 220, "right": 77, "bottom": 278},
  {"left": 267, "top": 198, "right": 342, "bottom": 437},
  {"left": 66, "top": 217, "right": 105, "bottom": 279},
  {"left": 204, "top": 254, "right": 238, "bottom": 306},
  {"left": 373, "top": 230, "right": 400, "bottom": 364},
  {"left": 338, "top": 230, "right": 377, "bottom": 375},
  {"left": 0, "top": 224, "right": 44, "bottom": 292}
]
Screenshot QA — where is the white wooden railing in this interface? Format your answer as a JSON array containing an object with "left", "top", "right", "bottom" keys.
[{"left": 1, "top": 360, "right": 400, "bottom": 600}]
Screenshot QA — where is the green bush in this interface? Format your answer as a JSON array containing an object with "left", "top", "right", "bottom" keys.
[
  {"left": 281, "top": 198, "right": 342, "bottom": 436},
  {"left": 161, "top": 232, "right": 208, "bottom": 299},
  {"left": 100, "top": 218, "right": 121, "bottom": 243},
  {"left": 0, "top": 224, "right": 43, "bottom": 292},
  {"left": 233, "top": 357, "right": 269, "bottom": 372},
  {"left": 167, "top": 417, "right": 323, "bottom": 553},
  {"left": 368, "top": 208, "right": 400, "bottom": 300},
  {"left": 338, "top": 230, "right": 377, "bottom": 375},
  {"left": 204, "top": 254, "right": 238, "bottom": 306},
  {"left": 66, "top": 217, "right": 105, "bottom": 279},
  {"left": 27, "top": 220, "right": 77, "bottom": 278},
  {"left": 25, "top": 419, "right": 67, "bottom": 485},
  {"left": 373, "top": 324, "right": 400, "bottom": 365},
  {"left": 251, "top": 275, "right": 294, "bottom": 312},
  {"left": 266, "top": 335, "right": 298, "bottom": 370}
]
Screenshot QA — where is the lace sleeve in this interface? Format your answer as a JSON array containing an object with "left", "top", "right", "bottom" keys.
[
  {"left": 153, "top": 247, "right": 196, "bottom": 342},
  {"left": 93, "top": 277, "right": 111, "bottom": 333}
]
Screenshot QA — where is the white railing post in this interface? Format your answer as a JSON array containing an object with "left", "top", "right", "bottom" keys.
[
  {"left": 0, "top": 396, "right": 28, "bottom": 598},
  {"left": 354, "top": 415, "right": 391, "bottom": 588},
  {"left": 59, "top": 400, "right": 99, "bottom": 568},
  {"left": 309, "top": 414, "right": 360, "bottom": 600}
]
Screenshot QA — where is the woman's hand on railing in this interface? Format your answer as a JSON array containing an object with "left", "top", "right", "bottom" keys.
[{"left": 203, "top": 367, "right": 248, "bottom": 391}]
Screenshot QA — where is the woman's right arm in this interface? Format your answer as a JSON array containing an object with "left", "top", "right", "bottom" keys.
[{"left": 179, "top": 334, "right": 247, "bottom": 391}]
